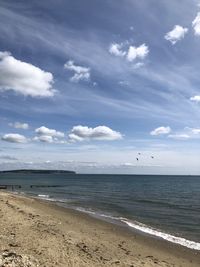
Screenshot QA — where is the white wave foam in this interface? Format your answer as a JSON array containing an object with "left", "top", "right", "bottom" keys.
[
  {"left": 75, "top": 207, "right": 96, "bottom": 215},
  {"left": 121, "top": 219, "right": 200, "bottom": 251},
  {"left": 75, "top": 207, "right": 117, "bottom": 220},
  {"left": 34, "top": 198, "right": 200, "bottom": 251},
  {"left": 38, "top": 194, "right": 49, "bottom": 198},
  {"left": 36, "top": 195, "right": 68, "bottom": 203}
]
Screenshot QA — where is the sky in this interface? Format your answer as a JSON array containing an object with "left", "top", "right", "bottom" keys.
[{"left": 1, "top": 0, "right": 200, "bottom": 174}]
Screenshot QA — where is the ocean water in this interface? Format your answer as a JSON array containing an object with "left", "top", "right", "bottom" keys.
[{"left": 0, "top": 173, "right": 200, "bottom": 250}]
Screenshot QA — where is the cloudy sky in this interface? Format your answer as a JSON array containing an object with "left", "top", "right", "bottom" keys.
[{"left": 1, "top": 0, "right": 200, "bottom": 174}]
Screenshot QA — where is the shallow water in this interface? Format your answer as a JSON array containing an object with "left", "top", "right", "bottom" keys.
[{"left": 0, "top": 173, "right": 200, "bottom": 249}]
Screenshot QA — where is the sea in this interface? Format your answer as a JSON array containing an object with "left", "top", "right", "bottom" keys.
[{"left": 0, "top": 173, "right": 200, "bottom": 250}]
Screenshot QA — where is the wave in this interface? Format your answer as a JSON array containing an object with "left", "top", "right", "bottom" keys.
[
  {"left": 28, "top": 194, "right": 200, "bottom": 251},
  {"left": 69, "top": 207, "right": 200, "bottom": 251},
  {"left": 36, "top": 194, "right": 68, "bottom": 203},
  {"left": 38, "top": 194, "right": 50, "bottom": 198},
  {"left": 75, "top": 207, "right": 117, "bottom": 220},
  {"left": 121, "top": 218, "right": 200, "bottom": 251}
]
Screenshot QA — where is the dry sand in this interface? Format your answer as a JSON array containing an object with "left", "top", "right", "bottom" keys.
[{"left": 0, "top": 191, "right": 199, "bottom": 267}]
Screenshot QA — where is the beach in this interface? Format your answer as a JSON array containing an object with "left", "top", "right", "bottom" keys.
[{"left": 0, "top": 191, "right": 199, "bottom": 267}]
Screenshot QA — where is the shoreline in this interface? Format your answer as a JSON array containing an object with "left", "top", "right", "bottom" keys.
[
  {"left": 22, "top": 192, "right": 200, "bottom": 251},
  {"left": 0, "top": 191, "right": 200, "bottom": 267}
]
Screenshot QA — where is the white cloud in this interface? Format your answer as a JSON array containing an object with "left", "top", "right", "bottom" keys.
[
  {"left": 191, "top": 128, "right": 200, "bottom": 134},
  {"left": 35, "top": 126, "right": 64, "bottom": 138},
  {"left": 109, "top": 43, "right": 126, "bottom": 57},
  {"left": 34, "top": 126, "right": 65, "bottom": 143},
  {"left": 166, "top": 127, "right": 200, "bottom": 140},
  {"left": 1, "top": 133, "right": 27, "bottom": 143},
  {"left": 192, "top": 13, "right": 200, "bottom": 36},
  {"left": 126, "top": 44, "right": 149, "bottom": 62},
  {"left": 150, "top": 126, "right": 171, "bottom": 136},
  {"left": 64, "top": 60, "right": 90, "bottom": 82},
  {"left": 133, "top": 62, "right": 145, "bottom": 69},
  {"left": 186, "top": 127, "right": 200, "bottom": 135},
  {"left": 68, "top": 125, "right": 123, "bottom": 142},
  {"left": 165, "top": 25, "right": 188, "bottom": 44},
  {"left": 68, "top": 133, "right": 83, "bottom": 142},
  {"left": 121, "top": 162, "right": 135, "bottom": 167},
  {"left": 190, "top": 95, "right": 200, "bottom": 103},
  {"left": 0, "top": 51, "right": 55, "bottom": 97},
  {"left": 168, "top": 134, "right": 190, "bottom": 140},
  {"left": 33, "top": 135, "right": 67, "bottom": 144},
  {"left": 33, "top": 135, "right": 53, "bottom": 143},
  {"left": 109, "top": 42, "right": 149, "bottom": 65},
  {"left": 9, "top": 122, "right": 29, "bottom": 130}
]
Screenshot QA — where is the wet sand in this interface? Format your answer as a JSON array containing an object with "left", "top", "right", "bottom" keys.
[{"left": 0, "top": 191, "right": 199, "bottom": 267}]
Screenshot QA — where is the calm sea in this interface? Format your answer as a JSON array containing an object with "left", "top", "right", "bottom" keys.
[{"left": 0, "top": 173, "right": 200, "bottom": 250}]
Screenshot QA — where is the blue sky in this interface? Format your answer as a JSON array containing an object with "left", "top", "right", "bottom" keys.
[{"left": 1, "top": 0, "right": 200, "bottom": 174}]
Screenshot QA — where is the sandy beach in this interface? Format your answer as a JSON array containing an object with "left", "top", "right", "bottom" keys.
[{"left": 0, "top": 191, "right": 199, "bottom": 267}]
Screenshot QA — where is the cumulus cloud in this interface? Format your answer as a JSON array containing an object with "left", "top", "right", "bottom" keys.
[
  {"left": 192, "top": 13, "right": 200, "bottom": 36},
  {"left": 109, "top": 42, "right": 149, "bottom": 64},
  {"left": 126, "top": 44, "right": 149, "bottom": 62},
  {"left": 34, "top": 126, "right": 65, "bottom": 143},
  {"left": 190, "top": 95, "right": 200, "bottom": 103},
  {"left": 68, "top": 125, "right": 123, "bottom": 142},
  {"left": 33, "top": 135, "right": 53, "bottom": 143},
  {"left": 64, "top": 60, "right": 90, "bottom": 82},
  {"left": 150, "top": 126, "right": 171, "bottom": 136},
  {"left": 9, "top": 122, "right": 29, "bottom": 130},
  {"left": 35, "top": 126, "right": 64, "bottom": 138},
  {"left": 165, "top": 25, "right": 188, "bottom": 44},
  {"left": 109, "top": 43, "right": 126, "bottom": 57},
  {"left": 0, "top": 51, "right": 55, "bottom": 97},
  {"left": 1, "top": 133, "right": 27, "bottom": 143}
]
